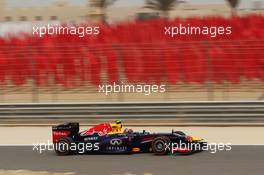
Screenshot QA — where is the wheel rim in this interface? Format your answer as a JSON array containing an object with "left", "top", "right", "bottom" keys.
[
  {"left": 56, "top": 140, "right": 69, "bottom": 153},
  {"left": 155, "top": 140, "right": 165, "bottom": 152}
]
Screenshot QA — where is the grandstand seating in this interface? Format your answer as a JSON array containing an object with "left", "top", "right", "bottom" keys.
[{"left": 0, "top": 15, "right": 263, "bottom": 88}]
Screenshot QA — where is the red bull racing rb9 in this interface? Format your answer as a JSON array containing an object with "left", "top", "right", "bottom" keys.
[{"left": 52, "top": 122, "right": 206, "bottom": 156}]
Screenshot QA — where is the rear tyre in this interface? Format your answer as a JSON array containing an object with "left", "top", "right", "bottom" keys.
[
  {"left": 151, "top": 136, "right": 171, "bottom": 155},
  {"left": 54, "top": 137, "right": 73, "bottom": 156}
]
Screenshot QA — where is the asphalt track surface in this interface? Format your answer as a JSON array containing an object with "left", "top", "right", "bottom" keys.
[{"left": 0, "top": 146, "right": 263, "bottom": 175}]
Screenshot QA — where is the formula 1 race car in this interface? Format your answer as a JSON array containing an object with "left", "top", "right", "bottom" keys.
[{"left": 52, "top": 122, "right": 206, "bottom": 156}]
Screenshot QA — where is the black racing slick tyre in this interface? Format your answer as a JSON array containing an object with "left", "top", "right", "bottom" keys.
[
  {"left": 151, "top": 136, "right": 171, "bottom": 155},
  {"left": 54, "top": 137, "right": 73, "bottom": 156},
  {"left": 174, "top": 131, "right": 186, "bottom": 136}
]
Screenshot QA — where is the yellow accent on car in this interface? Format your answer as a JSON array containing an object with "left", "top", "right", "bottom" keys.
[
  {"left": 108, "top": 131, "right": 124, "bottom": 135},
  {"left": 132, "top": 148, "right": 140, "bottom": 152},
  {"left": 191, "top": 136, "right": 203, "bottom": 141}
]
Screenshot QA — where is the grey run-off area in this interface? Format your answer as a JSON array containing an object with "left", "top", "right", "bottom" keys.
[{"left": 0, "top": 146, "right": 263, "bottom": 175}]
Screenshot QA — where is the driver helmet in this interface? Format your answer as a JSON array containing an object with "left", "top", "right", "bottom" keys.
[{"left": 115, "top": 120, "right": 122, "bottom": 129}]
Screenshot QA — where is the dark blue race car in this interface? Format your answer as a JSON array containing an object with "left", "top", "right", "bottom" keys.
[{"left": 52, "top": 122, "right": 206, "bottom": 156}]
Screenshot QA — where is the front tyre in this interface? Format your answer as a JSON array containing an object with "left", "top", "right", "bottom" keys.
[
  {"left": 151, "top": 136, "right": 171, "bottom": 155},
  {"left": 174, "top": 131, "right": 186, "bottom": 136}
]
